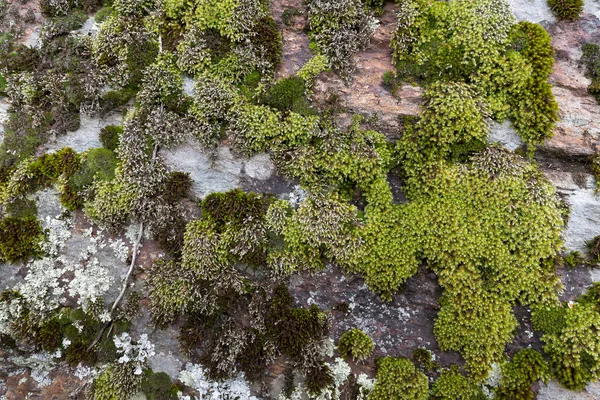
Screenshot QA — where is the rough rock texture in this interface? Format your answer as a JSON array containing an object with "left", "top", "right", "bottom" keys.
[
  {"left": 508, "top": 0, "right": 556, "bottom": 23},
  {"left": 163, "top": 141, "right": 275, "bottom": 199},
  {"left": 272, "top": 0, "right": 312, "bottom": 79},
  {"left": 489, "top": 120, "right": 523, "bottom": 151},
  {"left": 47, "top": 113, "right": 123, "bottom": 154},
  {"left": 0, "top": 99, "right": 9, "bottom": 142},
  {"left": 539, "top": 380, "right": 600, "bottom": 400},
  {"left": 312, "top": 2, "right": 424, "bottom": 137},
  {"left": 544, "top": 170, "right": 600, "bottom": 251},
  {"left": 546, "top": 15, "right": 600, "bottom": 157}
]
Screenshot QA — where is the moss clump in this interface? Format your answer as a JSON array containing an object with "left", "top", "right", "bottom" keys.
[
  {"left": 95, "top": 6, "right": 113, "bottom": 23},
  {"left": 370, "top": 357, "right": 429, "bottom": 400},
  {"left": 282, "top": 7, "right": 301, "bottom": 26},
  {"left": 338, "top": 328, "right": 374, "bottom": 362},
  {"left": 548, "top": 0, "right": 583, "bottom": 21},
  {"left": 412, "top": 348, "right": 439, "bottom": 372},
  {"left": 534, "top": 298, "right": 600, "bottom": 390},
  {"left": 141, "top": 370, "right": 178, "bottom": 400},
  {"left": 495, "top": 349, "right": 550, "bottom": 400},
  {"left": 0, "top": 216, "right": 44, "bottom": 263},
  {"left": 265, "top": 284, "right": 329, "bottom": 362},
  {"left": 200, "top": 188, "right": 272, "bottom": 232},
  {"left": 263, "top": 76, "right": 308, "bottom": 113},
  {"left": 99, "top": 125, "right": 122, "bottom": 151},
  {"left": 431, "top": 366, "right": 483, "bottom": 400}
]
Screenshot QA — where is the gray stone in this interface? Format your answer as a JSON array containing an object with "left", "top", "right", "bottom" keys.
[
  {"left": 245, "top": 153, "right": 275, "bottom": 181},
  {"left": 489, "top": 120, "right": 523, "bottom": 151},
  {"left": 73, "top": 17, "right": 100, "bottom": 37},
  {"left": 163, "top": 141, "right": 242, "bottom": 198},
  {"left": 545, "top": 171, "right": 600, "bottom": 251},
  {"left": 0, "top": 98, "right": 9, "bottom": 143},
  {"left": 584, "top": 0, "right": 600, "bottom": 18},
  {"left": 25, "top": 27, "right": 40, "bottom": 49},
  {"left": 131, "top": 309, "right": 184, "bottom": 380},
  {"left": 591, "top": 268, "right": 600, "bottom": 282},
  {"left": 508, "top": 0, "right": 556, "bottom": 23},
  {"left": 182, "top": 76, "right": 195, "bottom": 97},
  {"left": 0, "top": 263, "right": 24, "bottom": 291},
  {"left": 538, "top": 380, "right": 600, "bottom": 400},
  {"left": 33, "top": 188, "right": 65, "bottom": 222},
  {"left": 48, "top": 113, "right": 123, "bottom": 153}
]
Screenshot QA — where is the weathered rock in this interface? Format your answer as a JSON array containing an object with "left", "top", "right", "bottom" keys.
[
  {"left": 544, "top": 170, "right": 600, "bottom": 251},
  {"left": 508, "top": 0, "right": 556, "bottom": 23},
  {"left": 47, "top": 113, "right": 123, "bottom": 154},
  {"left": 163, "top": 141, "right": 242, "bottom": 198},
  {"left": 244, "top": 153, "right": 275, "bottom": 181},
  {"left": 0, "top": 98, "right": 9, "bottom": 142},
  {"left": 272, "top": 0, "right": 312, "bottom": 79},
  {"left": 545, "top": 15, "right": 600, "bottom": 157},
  {"left": 311, "top": 3, "right": 423, "bottom": 137},
  {"left": 539, "top": 380, "right": 600, "bottom": 400},
  {"left": 489, "top": 120, "right": 523, "bottom": 151}
]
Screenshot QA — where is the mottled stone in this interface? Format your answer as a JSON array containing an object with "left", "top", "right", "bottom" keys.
[
  {"left": 48, "top": 113, "right": 123, "bottom": 154},
  {"left": 244, "top": 153, "right": 275, "bottom": 181},
  {"left": 489, "top": 120, "right": 523, "bottom": 151}
]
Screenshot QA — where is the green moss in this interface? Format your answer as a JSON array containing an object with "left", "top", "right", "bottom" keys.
[
  {"left": 141, "top": 370, "right": 178, "bottom": 400},
  {"left": 99, "top": 125, "right": 123, "bottom": 151},
  {"left": 535, "top": 300, "right": 600, "bottom": 390},
  {"left": 412, "top": 348, "right": 439, "bottom": 372},
  {"left": 563, "top": 250, "right": 584, "bottom": 269},
  {"left": 585, "top": 235, "right": 600, "bottom": 264},
  {"left": 582, "top": 43, "right": 600, "bottom": 103},
  {"left": 532, "top": 305, "right": 567, "bottom": 336},
  {"left": 4, "top": 198, "right": 38, "bottom": 219},
  {"left": 27, "top": 148, "right": 81, "bottom": 189},
  {"left": 338, "top": 328, "right": 374, "bottom": 362},
  {"left": 305, "top": 362, "right": 335, "bottom": 396},
  {"left": 432, "top": 366, "right": 483, "bottom": 400},
  {"left": 265, "top": 284, "right": 329, "bottom": 362},
  {"left": 263, "top": 76, "right": 307, "bottom": 113},
  {"left": 163, "top": 171, "right": 192, "bottom": 203},
  {"left": 200, "top": 188, "right": 271, "bottom": 232},
  {"left": 496, "top": 349, "right": 550, "bottom": 400},
  {"left": 0, "top": 216, "right": 44, "bottom": 263},
  {"left": 95, "top": 6, "right": 113, "bottom": 23},
  {"left": 548, "top": 0, "right": 583, "bottom": 21},
  {"left": 370, "top": 357, "right": 429, "bottom": 400}
]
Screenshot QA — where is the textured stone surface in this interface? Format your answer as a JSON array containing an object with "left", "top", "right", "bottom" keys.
[
  {"left": 545, "top": 170, "right": 600, "bottom": 251},
  {"left": 489, "top": 120, "right": 523, "bottom": 151},
  {"left": 508, "top": 0, "right": 556, "bottom": 23},
  {"left": 545, "top": 15, "right": 600, "bottom": 157},
  {"left": 47, "top": 112, "right": 123, "bottom": 153},
  {"left": 539, "top": 380, "right": 600, "bottom": 400},
  {"left": 244, "top": 153, "right": 275, "bottom": 181},
  {"left": 0, "top": 98, "right": 8, "bottom": 142}
]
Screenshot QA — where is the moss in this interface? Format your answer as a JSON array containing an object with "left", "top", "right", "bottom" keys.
[
  {"left": 200, "top": 188, "right": 272, "bottom": 232},
  {"left": 496, "top": 349, "right": 550, "bottom": 400},
  {"left": 370, "top": 356, "right": 429, "bottom": 400},
  {"left": 99, "top": 125, "right": 123, "bottom": 151},
  {"left": 582, "top": 43, "right": 600, "bottom": 103},
  {"left": 250, "top": 16, "right": 283, "bottom": 71},
  {"left": 338, "top": 328, "right": 374, "bottom": 362},
  {"left": 585, "top": 235, "right": 600, "bottom": 264},
  {"left": 95, "top": 6, "right": 113, "bottom": 23},
  {"left": 265, "top": 284, "right": 329, "bottom": 362},
  {"left": 432, "top": 366, "right": 483, "bottom": 400},
  {"left": 0, "top": 216, "right": 44, "bottom": 263},
  {"left": 305, "top": 362, "right": 335, "bottom": 396},
  {"left": 27, "top": 147, "right": 81, "bottom": 188},
  {"left": 548, "top": 0, "right": 583, "bottom": 21},
  {"left": 532, "top": 306, "right": 567, "bottom": 336},
  {"left": 263, "top": 76, "right": 308, "bottom": 113},
  {"left": 4, "top": 198, "right": 38, "bottom": 219},
  {"left": 101, "top": 88, "right": 136, "bottom": 113},
  {"left": 563, "top": 250, "right": 584, "bottom": 269},
  {"left": 591, "top": 153, "right": 600, "bottom": 191},
  {"left": 412, "top": 348, "right": 439, "bottom": 372},
  {"left": 141, "top": 370, "right": 178, "bottom": 400},
  {"left": 163, "top": 171, "right": 192, "bottom": 203}
]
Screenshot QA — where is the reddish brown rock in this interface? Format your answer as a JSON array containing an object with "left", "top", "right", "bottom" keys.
[{"left": 546, "top": 14, "right": 600, "bottom": 157}]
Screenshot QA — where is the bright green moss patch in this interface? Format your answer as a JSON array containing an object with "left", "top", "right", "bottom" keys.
[
  {"left": 338, "top": 328, "right": 374, "bottom": 361},
  {"left": 432, "top": 366, "right": 483, "bottom": 400},
  {"left": 370, "top": 357, "right": 429, "bottom": 400}
]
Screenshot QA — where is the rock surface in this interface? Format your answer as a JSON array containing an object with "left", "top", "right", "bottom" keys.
[{"left": 47, "top": 112, "right": 123, "bottom": 154}]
